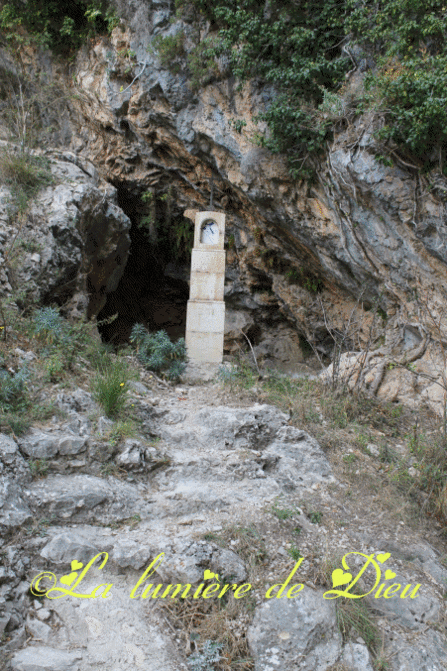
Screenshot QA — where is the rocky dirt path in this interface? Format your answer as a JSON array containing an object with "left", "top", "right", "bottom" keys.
[{"left": 1, "top": 375, "right": 447, "bottom": 671}]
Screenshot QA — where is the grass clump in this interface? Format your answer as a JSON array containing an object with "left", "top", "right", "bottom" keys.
[
  {"left": 91, "top": 358, "right": 131, "bottom": 419},
  {"left": 271, "top": 501, "right": 299, "bottom": 521},
  {"left": 0, "top": 150, "right": 53, "bottom": 213},
  {"left": 0, "top": 363, "right": 30, "bottom": 434},
  {"left": 316, "top": 553, "right": 380, "bottom": 659},
  {"left": 130, "top": 324, "right": 187, "bottom": 381},
  {"left": 29, "top": 459, "right": 49, "bottom": 479},
  {"left": 0, "top": 364, "right": 29, "bottom": 411},
  {"left": 203, "top": 525, "right": 267, "bottom": 574},
  {"left": 336, "top": 598, "right": 380, "bottom": 653},
  {"left": 106, "top": 418, "right": 138, "bottom": 447}
]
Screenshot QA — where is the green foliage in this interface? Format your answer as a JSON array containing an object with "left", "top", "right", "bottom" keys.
[
  {"left": 0, "top": 0, "right": 119, "bottom": 52},
  {"left": 152, "top": 31, "right": 185, "bottom": 72},
  {"left": 187, "top": 37, "right": 224, "bottom": 89},
  {"left": 0, "top": 364, "right": 29, "bottom": 411},
  {"left": 347, "top": 0, "right": 447, "bottom": 169},
  {"left": 308, "top": 510, "right": 323, "bottom": 524},
  {"left": 187, "top": 640, "right": 223, "bottom": 671},
  {"left": 32, "top": 307, "right": 97, "bottom": 379},
  {"left": 229, "top": 118, "right": 247, "bottom": 134},
  {"left": 107, "top": 419, "right": 138, "bottom": 447},
  {"left": 138, "top": 189, "right": 193, "bottom": 262},
  {"left": 29, "top": 459, "right": 49, "bottom": 479},
  {"left": 284, "top": 265, "right": 323, "bottom": 293},
  {"left": 171, "top": 218, "right": 194, "bottom": 258},
  {"left": 33, "top": 307, "right": 70, "bottom": 345},
  {"left": 0, "top": 150, "right": 53, "bottom": 214},
  {"left": 183, "top": 0, "right": 350, "bottom": 178},
  {"left": 130, "top": 325, "right": 187, "bottom": 381},
  {"left": 287, "top": 545, "right": 302, "bottom": 560},
  {"left": 91, "top": 358, "right": 131, "bottom": 418},
  {"left": 0, "top": 412, "right": 30, "bottom": 435},
  {"left": 271, "top": 502, "right": 298, "bottom": 520},
  {"left": 336, "top": 598, "right": 380, "bottom": 652},
  {"left": 217, "top": 356, "right": 258, "bottom": 390},
  {"left": 170, "top": 0, "right": 447, "bottom": 175}
]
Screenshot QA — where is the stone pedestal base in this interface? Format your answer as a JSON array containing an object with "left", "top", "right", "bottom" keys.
[
  {"left": 185, "top": 300, "right": 225, "bottom": 364},
  {"left": 181, "top": 361, "right": 221, "bottom": 383}
]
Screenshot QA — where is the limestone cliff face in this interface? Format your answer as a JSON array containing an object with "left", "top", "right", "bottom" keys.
[{"left": 2, "top": 1, "right": 447, "bottom": 402}]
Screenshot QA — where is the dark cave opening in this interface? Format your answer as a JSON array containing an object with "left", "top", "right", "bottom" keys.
[{"left": 97, "top": 185, "right": 191, "bottom": 345}]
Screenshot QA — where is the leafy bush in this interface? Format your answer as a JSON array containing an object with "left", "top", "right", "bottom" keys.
[
  {"left": 152, "top": 31, "right": 185, "bottom": 72},
  {"left": 346, "top": 0, "right": 447, "bottom": 170},
  {"left": 130, "top": 325, "right": 187, "bottom": 381},
  {"left": 0, "top": 0, "right": 119, "bottom": 52},
  {"left": 32, "top": 307, "right": 98, "bottom": 379},
  {"left": 33, "top": 307, "right": 70, "bottom": 345},
  {"left": 171, "top": 0, "right": 350, "bottom": 178},
  {"left": 0, "top": 365, "right": 29, "bottom": 411},
  {"left": 165, "top": 0, "right": 447, "bottom": 175}
]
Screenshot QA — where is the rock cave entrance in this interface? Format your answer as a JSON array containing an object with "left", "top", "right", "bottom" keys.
[{"left": 97, "top": 185, "right": 191, "bottom": 345}]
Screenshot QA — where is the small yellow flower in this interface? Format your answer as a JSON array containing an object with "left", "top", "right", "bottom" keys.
[{"left": 120, "top": 382, "right": 125, "bottom": 387}]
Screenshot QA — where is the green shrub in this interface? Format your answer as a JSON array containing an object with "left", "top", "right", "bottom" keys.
[
  {"left": 0, "top": 362, "right": 30, "bottom": 434},
  {"left": 171, "top": 0, "right": 447, "bottom": 176},
  {"left": 287, "top": 545, "right": 302, "bottom": 560},
  {"left": 187, "top": 37, "right": 223, "bottom": 89},
  {"left": 0, "top": 0, "right": 120, "bottom": 52},
  {"left": 0, "top": 365, "right": 29, "bottom": 412},
  {"left": 346, "top": 0, "right": 447, "bottom": 170},
  {"left": 130, "top": 325, "right": 187, "bottom": 381},
  {"left": 188, "top": 640, "right": 223, "bottom": 671},
  {"left": 33, "top": 307, "right": 70, "bottom": 346},
  {"left": 0, "top": 412, "right": 30, "bottom": 435},
  {"left": 152, "top": 31, "right": 185, "bottom": 71},
  {"left": 182, "top": 0, "right": 350, "bottom": 178},
  {"left": 91, "top": 359, "right": 130, "bottom": 418},
  {"left": 32, "top": 307, "right": 93, "bottom": 375}
]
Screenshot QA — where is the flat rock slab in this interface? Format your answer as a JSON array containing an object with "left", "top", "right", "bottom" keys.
[
  {"left": 24, "top": 474, "right": 148, "bottom": 523},
  {"left": 18, "top": 575, "right": 187, "bottom": 671},
  {"left": 247, "top": 588, "right": 375, "bottom": 671},
  {"left": 388, "top": 630, "right": 447, "bottom": 671},
  {"left": 11, "top": 646, "right": 83, "bottom": 671},
  {"left": 367, "top": 574, "right": 441, "bottom": 630},
  {"left": 40, "top": 532, "right": 101, "bottom": 566},
  {"left": 247, "top": 588, "right": 342, "bottom": 670},
  {"left": 150, "top": 404, "right": 334, "bottom": 517},
  {"left": 19, "top": 429, "right": 87, "bottom": 459}
]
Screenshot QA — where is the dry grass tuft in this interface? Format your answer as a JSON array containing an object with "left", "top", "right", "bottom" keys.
[{"left": 156, "top": 595, "right": 254, "bottom": 670}]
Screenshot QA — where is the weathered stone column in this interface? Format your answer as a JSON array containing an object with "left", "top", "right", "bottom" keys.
[{"left": 185, "top": 211, "right": 226, "bottom": 365}]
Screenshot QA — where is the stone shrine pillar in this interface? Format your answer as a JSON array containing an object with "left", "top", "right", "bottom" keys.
[{"left": 185, "top": 211, "right": 225, "bottom": 364}]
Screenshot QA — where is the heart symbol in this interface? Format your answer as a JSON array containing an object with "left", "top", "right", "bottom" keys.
[
  {"left": 60, "top": 572, "right": 78, "bottom": 586},
  {"left": 377, "top": 553, "right": 391, "bottom": 563},
  {"left": 203, "top": 570, "right": 219, "bottom": 581},
  {"left": 385, "top": 570, "right": 396, "bottom": 580},
  {"left": 331, "top": 568, "right": 353, "bottom": 588},
  {"left": 71, "top": 560, "right": 83, "bottom": 571}
]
